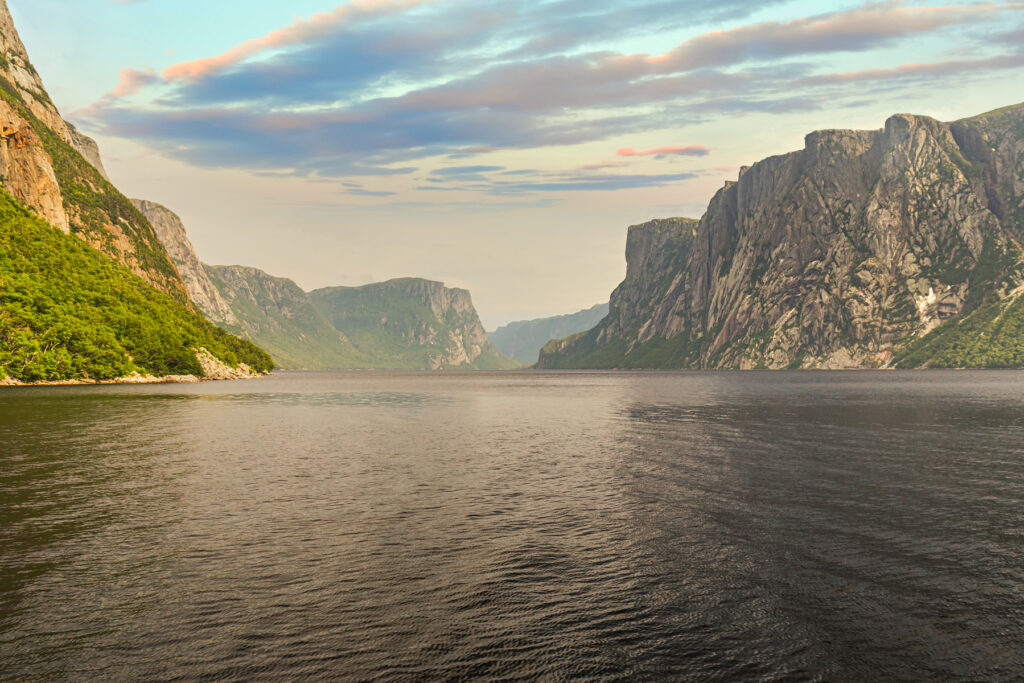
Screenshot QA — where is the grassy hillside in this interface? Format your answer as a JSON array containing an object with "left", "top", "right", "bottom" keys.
[{"left": 0, "top": 190, "right": 272, "bottom": 382}]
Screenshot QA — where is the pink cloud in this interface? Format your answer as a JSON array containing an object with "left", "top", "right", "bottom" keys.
[
  {"left": 617, "top": 146, "right": 711, "bottom": 158},
  {"left": 112, "top": 67, "right": 158, "bottom": 96},
  {"left": 579, "top": 161, "right": 631, "bottom": 170},
  {"left": 629, "top": 2, "right": 1020, "bottom": 74},
  {"left": 162, "top": 0, "right": 436, "bottom": 82}
]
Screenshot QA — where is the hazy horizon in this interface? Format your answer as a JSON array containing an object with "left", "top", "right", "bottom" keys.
[{"left": 11, "top": 0, "right": 1024, "bottom": 328}]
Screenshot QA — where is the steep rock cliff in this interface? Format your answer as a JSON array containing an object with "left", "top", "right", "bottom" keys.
[
  {"left": 540, "top": 104, "right": 1024, "bottom": 369},
  {"left": 66, "top": 120, "right": 109, "bottom": 180},
  {"left": 0, "top": 0, "right": 187, "bottom": 300},
  {"left": 133, "top": 199, "right": 237, "bottom": 325},
  {"left": 312, "top": 278, "right": 519, "bottom": 370}
]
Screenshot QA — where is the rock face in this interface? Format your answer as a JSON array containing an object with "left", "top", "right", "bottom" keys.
[
  {"left": 132, "top": 199, "right": 237, "bottom": 325},
  {"left": 539, "top": 104, "right": 1024, "bottom": 369},
  {"left": 0, "top": 0, "right": 188, "bottom": 301},
  {"left": 489, "top": 303, "right": 609, "bottom": 365},
  {"left": 311, "top": 278, "right": 519, "bottom": 370},
  {"left": 66, "top": 121, "right": 109, "bottom": 180}
]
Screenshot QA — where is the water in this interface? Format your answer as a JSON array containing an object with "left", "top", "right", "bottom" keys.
[{"left": 1, "top": 371, "right": 1023, "bottom": 681}]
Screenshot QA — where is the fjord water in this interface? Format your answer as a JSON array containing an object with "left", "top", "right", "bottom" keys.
[{"left": 2, "top": 372, "right": 1023, "bottom": 680}]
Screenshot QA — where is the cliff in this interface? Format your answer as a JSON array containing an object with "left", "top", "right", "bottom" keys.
[
  {"left": 539, "top": 104, "right": 1024, "bottom": 369},
  {"left": 311, "top": 278, "right": 519, "bottom": 370},
  {"left": 132, "top": 199, "right": 237, "bottom": 325},
  {"left": 489, "top": 303, "right": 609, "bottom": 365},
  {"left": 0, "top": 0, "right": 187, "bottom": 300}
]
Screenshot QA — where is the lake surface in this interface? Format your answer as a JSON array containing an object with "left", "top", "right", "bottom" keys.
[{"left": 2, "top": 371, "right": 1023, "bottom": 680}]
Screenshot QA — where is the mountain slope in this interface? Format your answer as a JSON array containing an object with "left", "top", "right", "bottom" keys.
[
  {"left": 0, "top": 0, "right": 187, "bottom": 300},
  {"left": 0, "top": 189, "right": 272, "bottom": 383},
  {"left": 489, "top": 303, "right": 609, "bottom": 365},
  {"left": 540, "top": 105, "right": 1024, "bottom": 370},
  {"left": 204, "top": 265, "right": 367, "bottom": 370},
  {"left": 311, "top": 279, "right": 520, "bottom": 370}
]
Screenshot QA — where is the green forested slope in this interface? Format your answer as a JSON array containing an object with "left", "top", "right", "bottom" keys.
[
  {"left": 0, "top": 190, "right": 272, "bottom": 382},
  {"left": 895, "top": 292, "right": 1024, "bottom": 368}
]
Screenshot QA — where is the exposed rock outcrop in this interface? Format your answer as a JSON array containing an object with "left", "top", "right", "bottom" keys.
[
  {"left": 66, "top": 121, "right": 108, "bottom": 180},
  {"left": 540, "top": 104, "right": 1024, "bottom": 370},
  {"left": 132, "top": 199, "right": 237, "bottom": 324}
]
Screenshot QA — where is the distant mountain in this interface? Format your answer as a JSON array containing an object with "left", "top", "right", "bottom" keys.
[
  {"left": 540, "top": 104, "right": 1024, "bottom": 369},
  {"left": 203, "top": 265, "right": 366, "bottom": 370},
  {"left": 488, "top": 304, "right": 609, "bottom": 365},
  {"left": 0, "top": 0, "right": 272, "bottom": 383},
  {"left": 171, "top": 254, "right": 518, "bottom": 370},
  {"left": 312, "top": 279, "right": 519, "bottom": 370}
]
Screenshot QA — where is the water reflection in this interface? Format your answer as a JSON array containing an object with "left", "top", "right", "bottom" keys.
[{"left": 1, "top": 372, "right": 1023, "bottom": 679}]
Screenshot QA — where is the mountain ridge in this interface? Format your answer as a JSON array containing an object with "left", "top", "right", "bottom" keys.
[{"left": 540, "top": 103, "right": 1024, "bottom": 370}]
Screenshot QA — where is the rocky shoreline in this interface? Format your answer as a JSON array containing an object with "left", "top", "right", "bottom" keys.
[
  {"left": 0, "top": 372, "right": 269, "bottom": 388},
  {"left": 0, "top": 347, "right": 271, "bottom": 387}
]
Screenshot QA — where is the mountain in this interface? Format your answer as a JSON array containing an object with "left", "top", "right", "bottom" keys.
[
  {"left": 203, "top": 265, "right": 366, "bottom": 370},
  {"left": 133, "top": 193, "right": 519, "bottom": 370},
  {"left": 539, "top": 104, "right": 1024, "bottom": 370},
  {"left": 0, "top": 1, "right": 187, "bottom": 301},
  {"left": 0, "top": 0, "right": 272, "bottom": 383},
  {"left": 488, "top": 303, "right": 609, "bottom": 365},
  {"left": 0, "top": 189, "right": 272, "bottom": 383},
  {"left": 311, "top": 279, "right": 519, "bottom": 370}
]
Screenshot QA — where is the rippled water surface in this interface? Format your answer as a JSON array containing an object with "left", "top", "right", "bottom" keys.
[{"left": 2, "top": 371, "right": 1024, "bottom": 680}]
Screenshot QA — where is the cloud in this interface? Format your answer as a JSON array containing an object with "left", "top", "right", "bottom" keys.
[
  {"left": 77, "top": 0, "right": 1024, "bottom": 183},
  {"left": 617, "top": 145, "right": 712, "bottom": 157},
  {"left": 794, "top": 53, "right": 1024, "bottom": 87},
  {"left": 430, "top": 165, "right": 505, "bottom": 176},
  {"left": 111, "top": 67, "right": 158, "bottom": 96},
  {"left": 161, "top": 0, "right": 438, "bottom": 82}
]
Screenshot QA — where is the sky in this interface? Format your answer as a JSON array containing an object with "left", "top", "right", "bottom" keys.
[{"left": 9, "top": 0, "right": 1024, "bottom": 328}]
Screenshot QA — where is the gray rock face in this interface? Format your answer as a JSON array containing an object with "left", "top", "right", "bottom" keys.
[
  {"left": 539, "top": 104, "right": 1024, "bottom": 369},
  {"left": 132, "top": 199, "right": 238, "bottom": 325},
  {"left": 65, "top": 121, "right": 109, "bottom": 180}
]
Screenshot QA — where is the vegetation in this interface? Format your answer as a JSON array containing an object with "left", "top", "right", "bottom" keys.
[
  {"left": 0, "top": 75, "right": 186, "bottom": 301},
  {"left": 894, "top": 292, "right": 1024, "bottom": 368},
  {"left": 0, "top": 190, "right": 272, "bottom": 382}
]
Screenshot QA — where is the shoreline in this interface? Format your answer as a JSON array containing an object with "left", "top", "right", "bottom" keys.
[{"left": 0, "top": 372, "right": 270, "bottom": 388}]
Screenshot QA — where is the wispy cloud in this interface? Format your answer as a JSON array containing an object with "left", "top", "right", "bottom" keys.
[
  {"left": 618, "top": 146, "right": 711, "bottom": 157},
  {"left": 75, "top": 0, "right": 1024, "bottom": 183}
]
